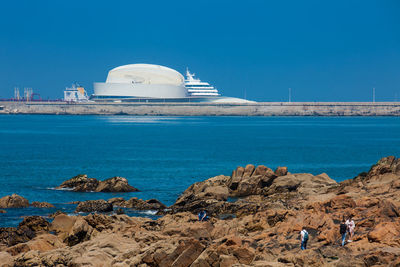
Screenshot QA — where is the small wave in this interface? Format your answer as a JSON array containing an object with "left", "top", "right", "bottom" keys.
[
  {"left": 138, "top": 210, "right": 158, "bottom": 215},
  {"left": 47, "top": 187, "right": 74, "bottom": 191}
]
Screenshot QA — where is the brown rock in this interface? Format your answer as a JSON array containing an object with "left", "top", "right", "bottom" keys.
[
  {"left": 243, "top": 164, "right": 256, "bottom": 177},
  {"left": 75, "top": 200, "right": 113, "bottom": 213},
  {"left": 57, "top": 174, "right": 99, "bottom": 191},
  {"left": 231, "top": 166, "right": 245, "bottom": 179},
  {"left": 275, "top": 166, "right": 288, "bottom": 176},
  {"left": 7, "top": 234, "right": 64, "bottom": 256},
  {"left": 0, "top": 209, "right": 6, "bottom": 213},
  {"left": 31, "top": 201, "right": 55, "bottom": 208},
  {"left": 50, "top": 214, "right": 77, "bottom": 240},
  {"left": 96, "top": 176, "right": 139, "bottom": 192},
  {"left": 48, "top": 210, "right": 67, "bottom": 219},
  {"left": 64, "top": 217, "right": 93, "bottom": 246},
  {"left": 0, "top": 251, "right": 14, "bottom": 266},
  {"left": 378, "top": 199, "right": 400, "bottom": 218},
  {"left": 56, "top": 174, "right": 139, "bottom": 192},
  {"left": 0, "top": 194, "right": 29, "bottom": 208},
  {"left": 367, "top": 221, "right": 400, "bottom": 246},
  {"left": 171, "top": 239, "right": 205, "bottom": 267},
  {"left": 219, "top": 254, "right": 238, "bottom": 267},
  {"left": 232, "top": 246, "right": 255, "bottom": 264}
]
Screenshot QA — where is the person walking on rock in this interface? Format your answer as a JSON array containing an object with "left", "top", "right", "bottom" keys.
[
  {"left": 340, "top": 217, "right": 347, "bottom": 246},
  {"left": 346, "top": 216, "right": 355, "bottom": 242},
  {"left": 198, "top": 210, "right": 209, "bottom": 221},
  {"left": 300, "top": 228, "right": 309, "bottom": 250}
]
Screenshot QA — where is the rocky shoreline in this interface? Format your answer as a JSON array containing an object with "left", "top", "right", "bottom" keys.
[{"left": 1, "top": 156, "right": 400, "bottom": 266}]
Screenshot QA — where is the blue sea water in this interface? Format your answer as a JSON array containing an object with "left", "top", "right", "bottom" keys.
[{"left": 1, "top": 115, "right": 400, "bottom": 227}]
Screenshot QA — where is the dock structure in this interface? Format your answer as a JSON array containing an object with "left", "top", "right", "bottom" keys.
[{"left": 0, "top": 101, "right": 400, "bottom": 116}]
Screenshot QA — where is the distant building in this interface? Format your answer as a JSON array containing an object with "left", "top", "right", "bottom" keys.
[
  {"left": 64, "top": 83, "right": 89, "bottom": 102},
  {"left": 91, "top": 64, "right": 254, "bottom": 103}
]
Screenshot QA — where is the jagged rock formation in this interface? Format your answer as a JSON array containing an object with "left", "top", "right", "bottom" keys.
[
  {"left": 0, "top": 194, "right": 29, "bottom": 208},
  {"left": 56, "top": 175, "right": 139, "bottom": 192},
  {"left": 1, "top": 156, "right": 400, "bottom": 266}
]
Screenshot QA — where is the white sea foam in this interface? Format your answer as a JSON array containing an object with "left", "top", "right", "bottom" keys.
[
  {"left": 47, "top": 187, "right": 74, "bottom": 191},
  {"left": 138, "top": 210, "right": 158, "bottom": 215},
  {"left": 103, "top": 116, "right": 180, "bottom": 124}
]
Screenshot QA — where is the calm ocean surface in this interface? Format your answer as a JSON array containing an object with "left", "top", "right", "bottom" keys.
[{"left": 1, "top": 115, "right": 400, "bottom": 227}]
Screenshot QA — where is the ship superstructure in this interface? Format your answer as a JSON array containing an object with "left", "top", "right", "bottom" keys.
[
  {"left": 64, "top": 83, "right": 89, "bottom": 102},
  {"left": 185, "top": 69, "right": 220, "bottom": 97}
]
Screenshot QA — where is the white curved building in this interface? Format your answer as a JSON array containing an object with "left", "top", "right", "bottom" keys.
[
  {"left": 92, "top": 64, "right": 187, "bottom": 100},
  {"left": 92, "top": 64, "right": 255, "bottom": 103}
]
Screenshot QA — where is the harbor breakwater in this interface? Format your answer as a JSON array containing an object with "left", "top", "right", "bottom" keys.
[{"left": 1, "top": 101, "right": 400, "bottom": 116}]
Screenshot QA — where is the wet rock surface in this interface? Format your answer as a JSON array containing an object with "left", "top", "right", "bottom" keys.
[
  {"left": 56, "top": 174, "right": 139, "bottom": 192},
  {"left": 1, "top": 156, "right": 400, "bottom": 266}
]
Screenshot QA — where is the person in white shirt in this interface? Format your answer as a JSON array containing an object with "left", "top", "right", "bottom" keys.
[
  {"left": 346, "top": 216, "right": 355, "bottom": 242},
  {"left": 300, "top": 228, "right": 309, "bottom": 250}
]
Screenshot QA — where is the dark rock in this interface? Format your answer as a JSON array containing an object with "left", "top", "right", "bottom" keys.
[
  {"left": 0, "top": 227, "right": 34, "bottom": 247},
  {"left": 0, "top": 194, "right": 29, "bottom": 208},
  {"left": 75, "top": 200, "right": 113, "bottom": 213},
  {"left": 126, "top": 197, "right": 166, "bottom": 210},
  {"left": 107, "top": 197, "right": 126, "bottom": 206},
  {"left": 19, "top": 216, "right": 50, "bottom": 233},
  {"left": 31, "top": 201, "right": 55, "bottom": 208},
  {"left": 0, "top": 216, "right": 49, "bottom": 247},
  {"left": 108, "top": 197, "right": 167, "bottom": 211},
  {"left": 115, "top": 208, "right": 125, "bottom": 215},
  {"left": 145, "top": 199, "right": 167, "bottom": 210},
  {"left": 84, "top": 213, "right": 113, "bottom": 232},
  {"left": 0, "top": 209, "right": 6, "bottom": 213}
]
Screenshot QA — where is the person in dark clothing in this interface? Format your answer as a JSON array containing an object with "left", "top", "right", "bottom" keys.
[
  {"left": 340, "top": 217, "right": 347, "bottom": 246},
  {"left": 198, "top": 210, "right": 209, "bottom": 221}
]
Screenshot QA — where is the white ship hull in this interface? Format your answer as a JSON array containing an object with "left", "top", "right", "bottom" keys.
[{"left": 93, "top": 82, "right": 187, "bottom": 99}]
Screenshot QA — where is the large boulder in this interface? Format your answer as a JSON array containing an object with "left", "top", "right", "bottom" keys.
[
  {"left": 228, "top": 165, "right": 278, "bottom": 197},
  {"left": 0, "top": 194, "right": 29, "bottom": 208},
  {"left": 172, "top": 175, "right": 231, "bottom": 214},
  {"left": 56, "top": 174, "right": 139, "bottom": 192},
  {"left": 75, "top": 200, "right": 113, "bottom": 213},
  {"left": 95, "top": 176, "right": 139, "bottom": 192}
]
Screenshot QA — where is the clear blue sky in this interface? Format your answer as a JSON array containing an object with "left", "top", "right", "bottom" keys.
[{"left": 0, "top": 0, "right": 399, "bottom": 101}]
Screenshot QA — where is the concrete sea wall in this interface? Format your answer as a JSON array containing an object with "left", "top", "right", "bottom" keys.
[{"left": 1, "top": 101, "right": 400, "bottom": 116}]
